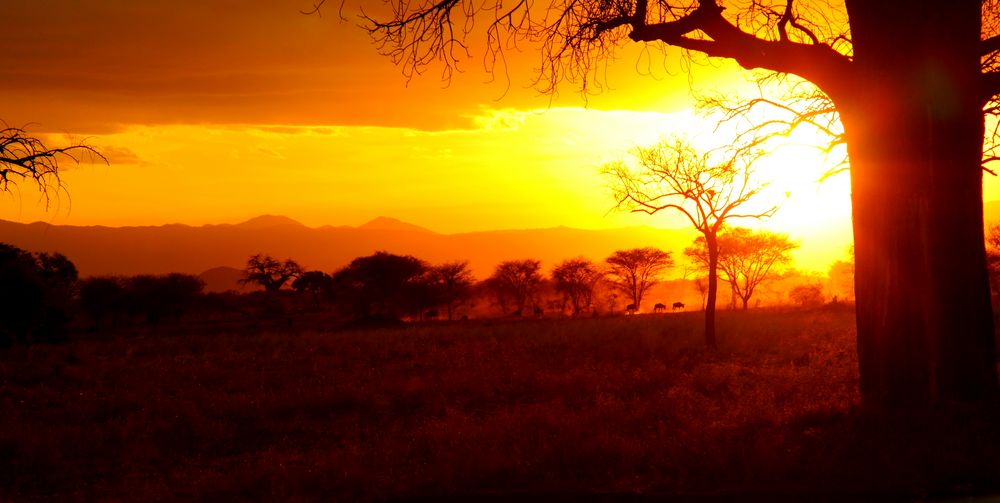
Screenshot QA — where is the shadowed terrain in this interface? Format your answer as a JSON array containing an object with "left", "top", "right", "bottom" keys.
[{"left": 4, "top": 306, "right": 999, "bottom": 501}]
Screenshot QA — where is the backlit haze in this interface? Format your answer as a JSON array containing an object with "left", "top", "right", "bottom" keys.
[{"left": 2, "top": 0, "right": 955, "bottom": 273}]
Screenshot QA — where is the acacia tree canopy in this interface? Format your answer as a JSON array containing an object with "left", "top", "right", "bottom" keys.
[
  {"left": 686, "top": 227, "right": 798, "bottom": 310},
  {"left": 604, "top": 247, "right": 673, "bottom": 313},
  {"left": 241, "top": 254, "right": 304, "bottom": 292}
]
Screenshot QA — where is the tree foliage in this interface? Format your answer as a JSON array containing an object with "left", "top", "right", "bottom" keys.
[
  {"left": 487, "top": 259, "right": 543, "bottom": 315},
  {"left": 429, "top": 261, "right": 475, "bottom": 320},
  {"left": 241, "top": 254, "right": 303, "bottom": 293},
  {"left": 686, "top": 227, "right": 797, "bottom": 310},
  {"left": 789, "top": 282, "right": 825, "bottom": 307},
  {"left": 0, "top": 243, "right": 78, "bottom": 343},
  {"left": 332, "top": 251, "right": 429, "bottom": 320},
  {"left": 604, "top": 247, "right": 672, "bottom": 313},
  {"left": 292, "top": 270, "right": 335, "bottom": 306},
  {"left": 552, "top": 258, "right": 604, "bottom": 316},
  {"left": 125, "top": 274, "right": 205, "bottom": 325}
]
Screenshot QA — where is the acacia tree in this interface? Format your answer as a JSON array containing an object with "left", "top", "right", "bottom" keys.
[
  {"left": 686, "top": 227, "right": 798, "bottom": 310},
  {"left": 292, "top": 270, "right": 335, "bottom": 306},
  {"left": 430, "top": 261, "right": 475, "bottom": 320},
  {"left": 241, "top": 254, "right": 303, "bottom": 292},
  {"left": 604, "top": 247, "right": 673, "bottom": 315},
  {"left": 332, "top": 251, "right": 429, "bottom": 319},
  {"left": 606, "top": 140, "right": 775, "bottom": 349},
  {"left": 552, "top": 258, "right": 604, "bottom": 316},
  {"left": 487, "top": 259, "right": 543, "bottom": 315},
  {"left": 348, "top": 0, "right": 1000, "bottom": 408}
]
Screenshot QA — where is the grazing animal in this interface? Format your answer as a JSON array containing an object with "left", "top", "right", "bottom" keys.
[
  {"left": 424, "top": 310, "right": 439, "bottom": 320},
  {"left": 653, "top": 303, "right": 666, "bottom": 313},
  {"left": 533, "top": 306, "right": 544, "bottom": 317},
  {"left": 672, "top": 301, "right": 685, "bottom": 311},
  {"left": 625, "top": 303, "right": 637, "bottom": 314}
]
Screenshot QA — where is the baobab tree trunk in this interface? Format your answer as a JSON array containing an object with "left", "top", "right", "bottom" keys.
[
  {"left": 704, "top": 232, "right": 719, "bottom": 350},
  {"left": 845, "top": 0, "right": 997, "bottom": 407}
]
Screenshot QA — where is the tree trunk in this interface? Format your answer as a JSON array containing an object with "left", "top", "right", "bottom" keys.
[
  {"left": 845, "top": 0, "right": 997, "bottom": 407},
  {"left": 704, "top": 232, "right": 719, "bottom": 350}
]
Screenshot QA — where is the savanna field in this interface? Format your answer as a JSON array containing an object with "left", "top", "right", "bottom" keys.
[{"left": 5, "top": 306, "right": 1000, "bottom": 501}]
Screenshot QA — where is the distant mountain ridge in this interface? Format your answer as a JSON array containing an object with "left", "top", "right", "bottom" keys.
[
  {"left": 233, "top": 214, "right": 307, "bottom": 229},
  {"left": 0, "top": 215, "right": 697, "bottom": 282}
]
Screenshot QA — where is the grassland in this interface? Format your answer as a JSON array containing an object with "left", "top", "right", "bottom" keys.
[{"left": 3, "top": 305, "right": 1000, "bottom": 501}]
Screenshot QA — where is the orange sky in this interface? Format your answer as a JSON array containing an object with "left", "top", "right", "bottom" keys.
[{"left": 3, "top": 1, "right": 981, "bottom": 273}]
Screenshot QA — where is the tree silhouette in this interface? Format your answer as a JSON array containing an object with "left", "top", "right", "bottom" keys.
[
  {"left": 241, "top": 254, "right": 303, "bottom": 293},
  {"left": 0, "top": 243, "right": 77, "bottom": 343},
  {"left": 986, "top": 224, "right": 1000, "bottom": 295},
  {"left": 0, "top": 123, "right": 106, "bottom": 206},
  {"left": 125, "top": 274, "right": 204, "bottom": 325},
  {"left": 606, "top": 139, "right": 775, "bottom": 349},
  {"left": 351, "top": 0, "right": 1000, "bottom": 407},
  {"left": 487, "top": 259, "right": 543, "bottom": 315},
  {"left": 552, "top": 258, "right": 604, "bottom": 316},
  {"left": 429, "top": 261, "right": 475, "bottom": 321},
  {"left": 686, "top": 227, "right": 797, "bottom": 310},
  {"left": 332, "top": 251, "right": 428, "bottom": 320},
  {"left": 78, "top": 276, "right": 125, "bottom": 329},
  {"left": 604, "top": 248, "right": 672, "bottom": 316},
  {"left": 292, "top": 270, "right": 334, "bottom": 307},
  {"left": 790, "top": 282, "right": 825, "bottom": 308}
]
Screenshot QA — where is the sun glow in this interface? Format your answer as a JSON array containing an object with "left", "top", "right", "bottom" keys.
[{"left": 1, "top": 104, "right": 855, "bottom": 273}]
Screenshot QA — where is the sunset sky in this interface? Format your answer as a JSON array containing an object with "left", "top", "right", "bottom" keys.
[{"left": 7, "top": 1, "right": 989, "bottom": 272}]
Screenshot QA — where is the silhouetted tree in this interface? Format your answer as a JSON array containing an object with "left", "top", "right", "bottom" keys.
[
  {"left": 604, "top": 248, "right": 672, "bottom": 314},
  {"left": 78, "top": 276, "right": 125, "bottom": 329},
  {"left": 292, "top": 270, "right": 334, "bottom": 307},
  {"left": 351, "top": 0, "right": 1000, "bottom": 407},
  {"left": 332, "top": 251, "right": 428, "bottom": 320},
  {"left": 686, "top": 227, "right": 797, "bottom": 310},
  {"left": 790, "top": 283, "right": 825, "bottom": 308},
  {"left": 606, "top": 140, "right": 775, "bottom": 348},
  {"left": 241, "top": 254, "right": 303, "bottom": 292},
  {"left": 0, "top": 243, "right": 77, "bottom": 343},
  {"left": 827, "top": 248, "right": 856, "bottom": 303},
  {"left": 487, "top": 259, "right": 543, "bottom": 315},
  {"left": 429, "top": 261, "right": 475, "bottom": 321},
  {"left": 552, "top": 258, "right": 603, "bottom": 316},
  {"left": 986, "top": 224, "right": 1000, "bottom": 296},
  {"left": 0, "top": 123, "right": 106, "bottom": 206},
  {"left": 125, "top": 273, "right": 204, "bottom": 325}
]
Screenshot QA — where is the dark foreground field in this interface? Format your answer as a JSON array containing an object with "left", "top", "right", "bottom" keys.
[{"left": 4, "top": 306, "right": 1000, "bottom": 501}]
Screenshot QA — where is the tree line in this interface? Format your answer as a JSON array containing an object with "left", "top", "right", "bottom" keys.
[{"left": 0, "top": 225, "right": 812, "bottom": 343}]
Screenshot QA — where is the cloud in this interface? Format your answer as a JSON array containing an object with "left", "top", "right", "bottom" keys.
[
  {"left": 95, "top": 145, "right": 145, "bottom": 166},
  {"left": 0, "top": 2, "right": 707, "bottom": 133}
]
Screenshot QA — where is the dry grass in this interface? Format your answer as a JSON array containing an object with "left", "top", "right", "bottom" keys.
[{"left": 2, "top": 305, "right": 999, "bottom": 501}]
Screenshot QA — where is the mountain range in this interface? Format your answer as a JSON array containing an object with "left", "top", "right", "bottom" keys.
[{"left": 0, "top": 215, "right": 698, "bottom": 291}]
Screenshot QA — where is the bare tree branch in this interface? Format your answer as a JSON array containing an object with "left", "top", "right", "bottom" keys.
[{"left": 0, "top": 123, "right": 107, "bottom": 209}]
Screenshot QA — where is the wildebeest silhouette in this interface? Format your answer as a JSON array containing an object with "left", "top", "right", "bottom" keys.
[
  {"left": 625, "top": 303, "right": 637, "bottom": 314},
  {"left": 672, "top": 301, "right": 685, "bottom": 311},
  {"left": 653, "top": 303, "right": 666, "bottom": 313}
]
